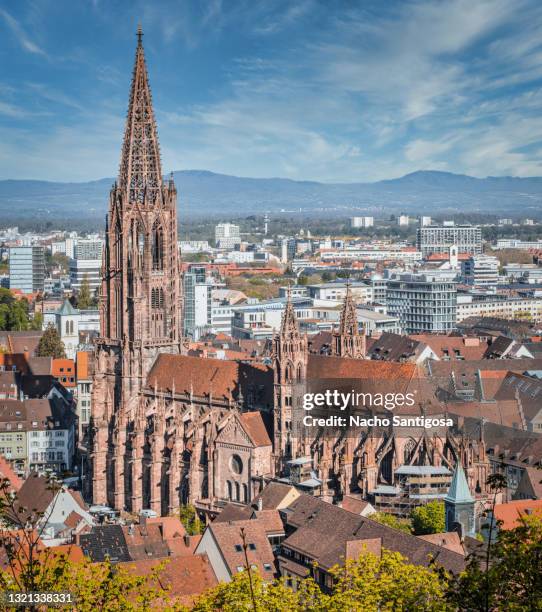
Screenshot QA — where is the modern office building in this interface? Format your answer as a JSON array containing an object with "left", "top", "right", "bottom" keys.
[
  {"left": 183, "top": 265, "right": 212, "bottom": 339},
  {"left": 9, "top": 246, "right": 45, "bottom": 294},
  {"left": 69, "top": 258, "right": 101, "bottom": 292},
  {"left": 386, "top": 271, "right": 457, "bottom": 333},
  {"left": 461, "top": 255, "right": 500, "bottom": 286},
  {"left": 74, "top": 239, "right": 103, "bottom": 260},
  {"left": 416, "top": 225, "right": 482, "bottom": 256},
  {"left": 215, "top": 223, "right": 241, "bottom": 249}
]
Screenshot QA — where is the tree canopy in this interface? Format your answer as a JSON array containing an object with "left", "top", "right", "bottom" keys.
[{"left": 36, "top": 324, "right": 66, "bottom": 359}]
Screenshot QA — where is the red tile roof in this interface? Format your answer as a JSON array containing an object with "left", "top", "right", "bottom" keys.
[
  {"left": 0, "top": 455, "right": 23, "bottom": 492},
  {"left": 239, "top": 412, "right": 272, "bottom": 447},
  {"left": 493, "top": 499, "right": 542, "bottom": 530},
  {"left": 119, "top": 554, "right": 218, "bottom": 606}
]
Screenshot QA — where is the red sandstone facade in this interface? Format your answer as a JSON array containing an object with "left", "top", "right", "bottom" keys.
[{"left": 89, "top": 31, "right": 489, "bottom": 518}]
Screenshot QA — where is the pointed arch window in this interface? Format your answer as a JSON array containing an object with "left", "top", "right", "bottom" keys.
[
  {"left": 285, "top": 362, "right": 293, "bottom": 383},
  {"left": 152, "top": 222, "right": 164, "bottom": 270},
  {"left": 137, "top": 226, "right": 145, "bottom": 265}
]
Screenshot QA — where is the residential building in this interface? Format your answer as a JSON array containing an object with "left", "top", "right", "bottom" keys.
[
  {"left": 277, "top": 494, "right": 465, "bottom": 593},
  {"left": 69, "top": 257, "right": 101, "bottom": 292},
  {"left": 386, "top": 271, "right": 457, "bottom": 333},
  {"left": 416, "top": 225, "right": 482, "bottom": 256},
  {"left": 281, "top": 238, "right": 296, "bottom": 263},
  {"left": 12, "top": 473, "right": 93, "bottom": 545},
  {"left": 9, "top": 246, "right": 45, "bottom": 294},
  {"left": 461, "top": 255, "right": 500, "bottom": 286},
  {"left": 495, "top": 239, "right": 542, "bottom": 250},
  {"left": 195, "top": 518, "right": 277, "bottom": 583},
  {"left": 397, "top": 214, "right": 409, "bottom": 226},
  {"left": 456, "top": 295, "right": 542, "bottom": 323},
  {"left": 215, "top": 223, "right": 240, "bottom": 249},
  {"left": 350, "top": 216, "right": 374, "bottom": 228},
  {"left": 420, "top": 216, "right": 432, "bottom": 227},
  {"left": 75, "top": 351, "right": 93, "bottom": 436}
]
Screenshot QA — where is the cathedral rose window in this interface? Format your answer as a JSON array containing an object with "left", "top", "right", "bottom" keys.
[{"left": 230, "top": 454, "right": 243, "bottom": 474}]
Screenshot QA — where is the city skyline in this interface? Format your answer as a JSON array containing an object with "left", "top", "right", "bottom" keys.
[{"left": 1, "top": 0, "right": 542, "bottom": 183}]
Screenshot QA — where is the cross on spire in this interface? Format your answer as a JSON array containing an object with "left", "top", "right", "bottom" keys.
[{"left": 119, "top": 24, "right": 163, "bottom": 206}]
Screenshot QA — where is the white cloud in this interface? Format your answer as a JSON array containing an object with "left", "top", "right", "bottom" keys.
[{"left": 0, "top": 8, "right": 47, "bottom": 56}]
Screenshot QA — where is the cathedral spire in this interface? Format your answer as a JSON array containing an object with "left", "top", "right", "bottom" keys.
[
  {"left": 280, "top": 284, "right": 299, "bottom": 337},
  {"left": 119, "top": 24, "right": 163, "bottom": 206},
  {"left": 339, "top": 281, "right": 359, "bottom": 336},
  {"left": 332, "top": 281, "right": 366, "bottom": 359}
]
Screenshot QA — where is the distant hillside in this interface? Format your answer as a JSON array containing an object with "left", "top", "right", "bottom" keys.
[{"left": 1, "top": 170, "right": 542, "bottom": 223}]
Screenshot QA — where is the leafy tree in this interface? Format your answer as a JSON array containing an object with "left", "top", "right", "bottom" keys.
[
  {"left": 36, "top": 323, "right": 66, "bottom": 359},
  {"left": 31, "top": 311, "right": 43, "bottom": 331},
  {"left": 77, "top": 275, "right": 92, "bottom": 310},
  {"left": 410, "top": 501, "right": 445, "bottom": 535},
  {"left": 178, "top": 504, "right": 204, "bottom": 535},
  {"left": 0, "top": 289, "right": 31, "bottom": 331},
  {"left": 447, "top": 514, "right": 542, "bottom": 611},
  {"left": 0, "top": 476, "right": 184, "bottom": 611},
  {"left": 370, "top": 512, "right": 413, "bottom": 534},
  {"left": 328, "top": 549, "right": 449, "bottom": 611}
]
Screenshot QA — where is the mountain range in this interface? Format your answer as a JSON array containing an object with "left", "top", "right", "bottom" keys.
[{"left": 2, "top": 170, "right": 542, "bottom": 223}]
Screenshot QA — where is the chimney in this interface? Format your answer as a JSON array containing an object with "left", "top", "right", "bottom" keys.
[
  {"left": 183, "top": 534, "right": 190, "bottom": 547},
  {"left": 257, "top": 497, "right": 263, "bottom": 512}
]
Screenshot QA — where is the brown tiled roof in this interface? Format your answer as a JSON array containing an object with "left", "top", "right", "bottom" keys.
[
  {"left": 367, "top": 333, "right": 424, "bottom": 362},
  {"left": 119, "top": 554, "right": 218, "bottom": 605},
  {"left": 27, "top": 357, "right": 52, "bottom": 376},
  {"left": 145, "top": 516, "right": 186, "bottom": 540},
  {"left": 64, "top": 511, "right": 83, "bottom": 529},
  {"left": 483, "top": 336, "right": 515, "bottom": 359},
  {"left": 214, "top": 503, "right": 253, "bottom": 523},
  {"left": 307, "top": 354, "right": 416, "bottom": 381},
  {"left": 515, "top": 467, "right": 542, "bottom": 500},
  {"left": 239, "top": 412, "right": 272, "bottom": 447},
  {"left": 167, "top": 534, "right": 202, "bottom": 557},
  {"left": 13, "top": 473, "right": 56, "bottom": 522},
  {"left": 251, "top": 482, "right": 299, "bottom": 511},
  {"left": 282, "top": 495, "right": 465, "bottom": 573},
  {"left": 340, "top": 495, "right": 370, "bottom": 515},
  {"left": 122, "top": 524, "right": 170, "bottom": 560},
  {"left": 411, "top": 334, "right": 488, "bottom": 361},
  {"left": 208, "top": 519, "right": 276, "bottom": 579},
  {"left": 0, "top": 332, "right": 42, "bottom": 356},
  {"left": 252, "top": 510, "right": 285, "bottom": 535},
  {"left": 146, "top": 354, "right": 273, "bottom": 407},
  {"left": 418, "top": 532, "right": 465, "bottom": 556}
]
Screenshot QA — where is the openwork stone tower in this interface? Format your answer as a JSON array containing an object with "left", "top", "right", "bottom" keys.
[{"left": 90, "top": 27, "right": 182, "bottom": 509}]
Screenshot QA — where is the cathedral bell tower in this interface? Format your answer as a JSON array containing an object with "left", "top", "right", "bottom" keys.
[
  {"left": 272, "top": 287, "right": 307, "bottom": 471},
  {"left": 90, "top": 26, "right": 182, "bottom": 509},
  {"left": 332, "top": 282, "right": 366, "bottom": 359}
]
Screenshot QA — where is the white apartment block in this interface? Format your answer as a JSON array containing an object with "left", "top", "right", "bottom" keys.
[
  {"left": 456, "top": 296, "right": 542, "bottom": 323},
  {"left": 215, "top": 223, "right": 241, "bottom": 249},
  {"left": 351, "top": 216, "right": 374, "bottom": 228},
  {"left": 417, "top": 225, "right": 482, "bottom": 256}
]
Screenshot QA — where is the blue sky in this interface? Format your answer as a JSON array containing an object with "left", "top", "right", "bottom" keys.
[{"left": 1, "top": 0, "right": 542, "bottom": 183}]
